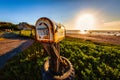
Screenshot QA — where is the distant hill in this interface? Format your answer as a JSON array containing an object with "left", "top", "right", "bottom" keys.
[
  {"left": 0, "top": 22, "right": 16, "bottom": 30},
  {"left": 18, "top": 22, "right": 35, "bottom": 30},
  {"left": 0, "top": 22, "right": 35, "bottom": 31},
  {"left": 0, "top": 22, "right": 14, "bottom": 27},
  {"left": 0, "top": 22, "right": 13, "bottom": 25}
]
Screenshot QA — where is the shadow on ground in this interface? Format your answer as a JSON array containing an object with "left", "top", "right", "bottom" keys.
[{"left": 0, "top": 32, "right": 35, "bottom": 68}]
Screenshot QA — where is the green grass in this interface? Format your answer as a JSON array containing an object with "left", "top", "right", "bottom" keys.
[
  {"left": 0, "top": 37, "right": 120, "bottom": 80},
  {"left": 20, "top": 30, "right": 35, "bottom": 38}
]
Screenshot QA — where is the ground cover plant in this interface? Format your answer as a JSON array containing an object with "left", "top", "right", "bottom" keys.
[{"left": 0, "top": 37, "right": 120, "bottom": 80}]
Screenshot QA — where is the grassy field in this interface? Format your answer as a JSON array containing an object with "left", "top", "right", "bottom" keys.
[
  {"left": 20, "top": 30, "right": 35, "bottom": 38},
  {"left": 0, "top": 36, "right": 120, "bottom": 80}
]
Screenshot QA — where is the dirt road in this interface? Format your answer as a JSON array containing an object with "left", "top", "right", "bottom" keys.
[
  {"left": 0, "top": 39, "right": 26, "bottom": 55},
  {"left": 66, "top": 33, "right": 120, "bottom": 45},
  {"left": 0, "top": 32, "right": 34, "bottom": 68},
  {"left": 0, "top": 32, "right": 34, "bottom": 56}
]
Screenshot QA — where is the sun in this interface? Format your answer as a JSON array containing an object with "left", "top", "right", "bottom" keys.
[{"left": 76, "top": 13, "right": 95, "bottom": 33}]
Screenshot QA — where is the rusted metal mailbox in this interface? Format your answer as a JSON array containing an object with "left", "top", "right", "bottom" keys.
[
  {"left": 35, "top": 17, "right": 74, "bottom": 80},
  {"left": 35, "top": 17, "right": 65, "bottom": 43}
]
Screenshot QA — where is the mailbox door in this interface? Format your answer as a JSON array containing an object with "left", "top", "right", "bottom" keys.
[{"left": 36, "top": 18, "right": 54, "bottom": 42}]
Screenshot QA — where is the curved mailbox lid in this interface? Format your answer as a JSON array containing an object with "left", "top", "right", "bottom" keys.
[{"left": 35, "top": 17, "right": 54, "bottom": 42}]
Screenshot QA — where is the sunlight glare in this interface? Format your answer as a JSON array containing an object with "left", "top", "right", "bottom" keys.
[
  {"left": 76, "top": 13, "right": 95, "bottom": 33},
  {"left": 80, "top": 30, "right": 87, "bottom": 34}
]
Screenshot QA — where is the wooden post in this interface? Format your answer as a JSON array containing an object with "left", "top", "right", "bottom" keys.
[{"left": 41, "top": 43, "right": 61, "bottom": 74}]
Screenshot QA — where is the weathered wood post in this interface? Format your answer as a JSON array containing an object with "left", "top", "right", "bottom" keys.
[{"left": 35, "top": 17, "right": 75, "bottom": 80}]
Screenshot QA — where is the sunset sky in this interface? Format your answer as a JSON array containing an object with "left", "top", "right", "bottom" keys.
[{"left": 0, "top": 0, "right": 120, "bottom": 30}]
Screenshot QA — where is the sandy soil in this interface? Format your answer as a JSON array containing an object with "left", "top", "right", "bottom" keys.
[{"left": 66, "top": 33, "right": 120, "bottom": 45}]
